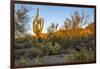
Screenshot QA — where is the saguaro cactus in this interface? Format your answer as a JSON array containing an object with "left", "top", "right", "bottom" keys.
[{"left": 33, "top": 8, "right": 44, "bottom": 37}]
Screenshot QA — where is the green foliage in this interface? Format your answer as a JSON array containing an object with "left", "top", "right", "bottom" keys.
[
  {"left": 20, "top": 58, "right": 27, "bottom": 65},
  {"left": 41, "top": 42, "right": 62, "bottom": 55},
  {"left": 63, "top": 48, "right": 95, "bottom": 64}
]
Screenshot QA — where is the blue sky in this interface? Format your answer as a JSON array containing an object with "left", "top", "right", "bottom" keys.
[{"left": 15, "top": 4, "right": 94, "bottom": 34}]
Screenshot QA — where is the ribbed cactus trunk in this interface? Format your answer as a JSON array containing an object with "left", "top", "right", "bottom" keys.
[{"left": 33, "top": 8, "right": 44, "bottom": 38}]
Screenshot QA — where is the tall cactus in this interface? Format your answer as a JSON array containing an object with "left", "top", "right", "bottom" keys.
[{"left": 33, "top": 8, "right": 44, "bottom": 37}]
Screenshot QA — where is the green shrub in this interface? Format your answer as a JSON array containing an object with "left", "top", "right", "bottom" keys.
[
  {"left": 70, "top": 47, "right": 95, "bottom": 63},
  {"left": 41, "top": 42, "right": 62, "bottom": 55},
  {"left": 24, "top": 48, "right": 43, "bottom": 59},
  {"left": 62, "top": 45, "right": 95, "bottom": 64},
  {"left": 15, "top": 50, "right": 25, "bottom": 60},
  {"left": 20, "top": 58, "right": 27, "bottom": 65}
]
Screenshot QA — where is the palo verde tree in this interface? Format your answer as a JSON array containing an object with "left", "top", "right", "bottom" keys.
[
  {"left": 64, "top": 11, "right": 89, "bottom": 40},
  {"left": 64, "top": 11, "right": 89, "bottom": 30},
  {"left": 15, "top": 5, "right": 31, "bottom": 38}
]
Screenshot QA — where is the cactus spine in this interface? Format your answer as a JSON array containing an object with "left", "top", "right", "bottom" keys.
[{"left": 33, "top": 8, "right": 44, "bottom": 37}]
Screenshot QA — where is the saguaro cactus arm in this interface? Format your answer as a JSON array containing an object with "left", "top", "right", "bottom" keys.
[{"left": 40, "top": 17, "right": 44, "bottom": 32}]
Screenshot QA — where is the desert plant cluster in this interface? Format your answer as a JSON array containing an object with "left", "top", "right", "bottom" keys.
[
  {"left": 15, "top": 22, "right": 95, "bottom": 66},
  {"left": 14, "top": 6, "right": 95, "bottom": 67}
]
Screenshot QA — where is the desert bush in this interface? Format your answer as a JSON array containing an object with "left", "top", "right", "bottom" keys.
[
  {"left": 15, "top": 41, "right": 33, "bottom": 49},
  {"left": 15, "top": 50, "right": 25, "bottom": 60},
  {"left": 77, "top": 47, "right": 89, "bottom": 62},
  {"left": 24, "top": 48, "right": 43, "bottom": 59},
  {"left": 19, "top": 57, "right": 27, "bottom": 65},
  {"left": 62, "top": 42, "right": 95, "bottom": 63},
  {"left": 69, "top": 46, "right": 95, "bottom": 63},
  {"left": 41, "top": 42, "right": 62, "bottom": 55}
]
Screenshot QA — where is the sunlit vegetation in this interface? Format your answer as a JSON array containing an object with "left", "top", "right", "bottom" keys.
[{"left": 14, "top": 7, "right": 95, "bottom": 66}]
